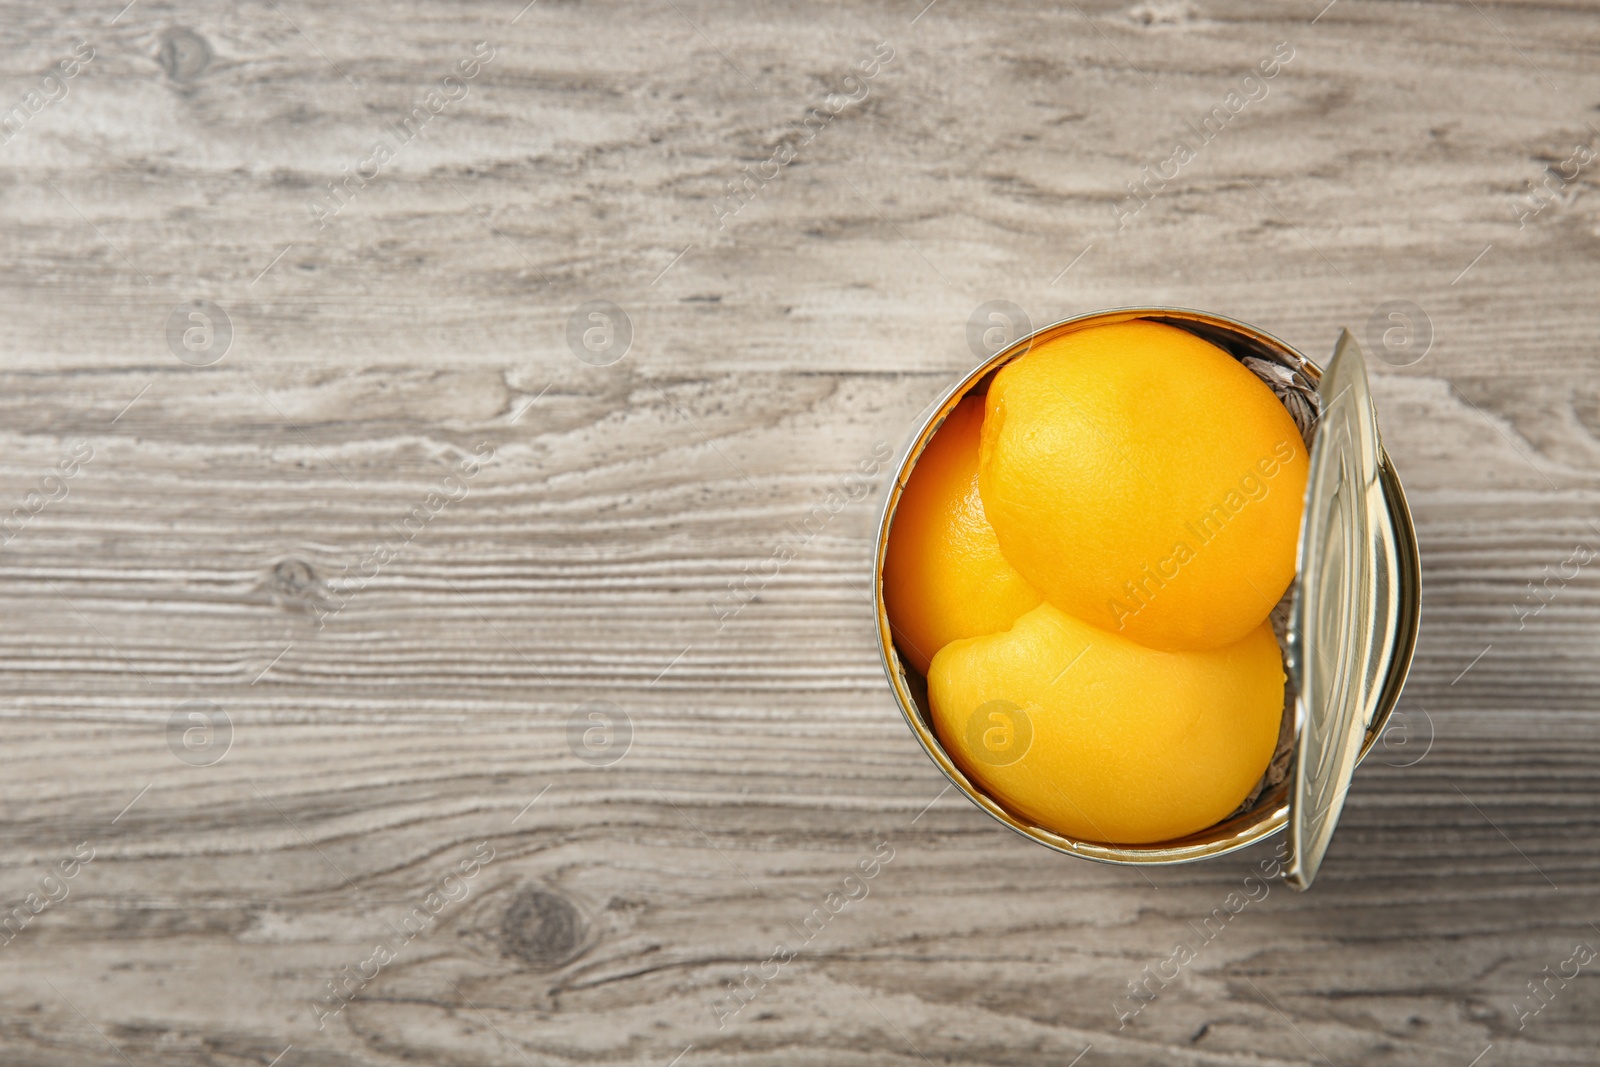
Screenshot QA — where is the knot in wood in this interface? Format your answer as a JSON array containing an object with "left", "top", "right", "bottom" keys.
[
  {"left": 500, "top": 888, "right": 585, "bottom": 968},
  {"left": 157, "top": 28, "right": 212, "bottom": 82}
]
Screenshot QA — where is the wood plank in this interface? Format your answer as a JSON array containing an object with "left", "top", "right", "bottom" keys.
[{"left": 2, "top": 0, "right": 1599, "bottom": 1063}]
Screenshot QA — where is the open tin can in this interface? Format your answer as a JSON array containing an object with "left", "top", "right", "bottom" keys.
[{"left": 873, "top": 307, "right": 1421, "bottom": 889}]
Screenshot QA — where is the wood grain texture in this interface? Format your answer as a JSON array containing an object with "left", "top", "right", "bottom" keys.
[{"left": 2, "top": 0, "right": 1600, "bottom": 1064}]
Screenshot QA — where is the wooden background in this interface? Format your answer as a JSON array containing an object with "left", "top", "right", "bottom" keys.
[{"left": 2, "top": 0, "right": 1598, "bottom": 1063}]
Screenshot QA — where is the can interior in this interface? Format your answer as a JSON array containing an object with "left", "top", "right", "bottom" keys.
[{"left": 876, "top": 308, "right": 1420, "bottom": 866}]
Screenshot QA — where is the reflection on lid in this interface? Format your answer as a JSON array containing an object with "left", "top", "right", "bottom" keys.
[{"left": 1286, "top": 330, "right": 1403, "bottom": 890}]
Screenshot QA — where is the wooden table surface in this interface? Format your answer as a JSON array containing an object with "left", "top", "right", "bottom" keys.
[{"left": 3, "top": 1, "right": 1599, "bottom": 1064}]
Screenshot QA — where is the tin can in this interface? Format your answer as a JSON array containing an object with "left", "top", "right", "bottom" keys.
[{"left": 873, "top": 308, "right": 1421, "bottom": 889}]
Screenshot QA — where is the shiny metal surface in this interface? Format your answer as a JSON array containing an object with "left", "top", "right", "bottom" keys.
[
  {"left": 1285, "top": 331, "right": 1401, "bottom": 890},
  {"left": 873, "top": 308, "right": 1422, "bottom": 871}
]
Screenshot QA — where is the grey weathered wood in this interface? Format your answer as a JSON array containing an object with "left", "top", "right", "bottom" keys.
[{"left": 2, "top": 0, "right": 1600, "bottom": 1064}]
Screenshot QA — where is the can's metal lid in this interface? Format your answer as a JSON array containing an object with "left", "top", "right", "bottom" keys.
[{"left": 1284, "top": 330, "right": 1404, "bottom": 891}]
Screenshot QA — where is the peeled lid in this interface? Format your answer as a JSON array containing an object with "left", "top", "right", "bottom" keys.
[{"left": 1284, "top": 331, "right": 1405, "bottom": 891}]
